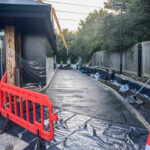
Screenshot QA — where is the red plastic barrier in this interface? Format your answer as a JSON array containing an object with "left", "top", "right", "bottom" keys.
[
  {"left": 146, "top": 132, "right": 150, "bottom": 150},
  {"left": 0, "top": 72, "right": 58, "bottom": 141}
]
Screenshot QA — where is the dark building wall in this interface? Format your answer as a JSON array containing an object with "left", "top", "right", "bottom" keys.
[{"left": 21, "top": 30, "right": 49, "bottom": 86}]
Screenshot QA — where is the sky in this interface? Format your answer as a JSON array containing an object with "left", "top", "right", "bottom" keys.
[{"left": 43, "top": 0, "right": 108, "bottom": 31}]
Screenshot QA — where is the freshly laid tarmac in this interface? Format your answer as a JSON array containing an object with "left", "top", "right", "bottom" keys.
[
  {"left": 0, "top": 70, "right": 148, "bottom": 150},
  {"left": 45, "top": 70, "right": 144, "bottom": 127}
]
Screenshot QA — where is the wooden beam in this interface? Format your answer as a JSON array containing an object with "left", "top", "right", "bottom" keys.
[{"left": 5, "top": 26, "right": 16, "bottom": 85}]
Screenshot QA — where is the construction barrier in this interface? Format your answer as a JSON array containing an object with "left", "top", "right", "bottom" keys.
[
  {"left": 146, "top": 132, "right": 150, "bottom": 150},
  {"left": 0, "top": 72, "right": 58, "bottom": 141}
]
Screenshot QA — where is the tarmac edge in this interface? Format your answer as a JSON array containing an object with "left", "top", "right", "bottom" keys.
[{"left": 76, "top": 69, "right": 150, "bottom": 130}]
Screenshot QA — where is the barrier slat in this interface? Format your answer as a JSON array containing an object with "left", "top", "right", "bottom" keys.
[
  {"left": 20, "top": 97, "right": 23, "bottom": 119},
  {"left": 9, "top": 93, "right": 12, "bottom": 113},
  {"left": 4, "top": 92, "right": 6, "bottom": 106},
  {"left": 26, "top": 99, "right": 30, "bottom": 122},
  {"left": 41, "top": 105, "right": 44, "bottom": 129},
  {"left": 33, "top": 102, "right": 36, "bottom": 124},
  {"left": 14, "top": 95, "right": 18, "bottom": 116},
  {"left": 0, "top": 72, "right": 58, "bottom": 141}
]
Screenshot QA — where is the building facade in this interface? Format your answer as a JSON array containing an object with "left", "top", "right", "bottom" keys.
[{"left": 0, "top": 0, "right": 57, "bottom": 87}]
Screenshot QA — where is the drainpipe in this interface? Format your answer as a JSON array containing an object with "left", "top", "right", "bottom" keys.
[
  {"left": 119, "top": 6, "right": 123, "bottom": 74},
  {"left": 138, "top": 43, "right": 142, "bottom": 77}
]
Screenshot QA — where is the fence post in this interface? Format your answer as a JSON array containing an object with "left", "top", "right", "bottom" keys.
[{"left": 138, "top": 43, "right": 142, "bottom": 77}]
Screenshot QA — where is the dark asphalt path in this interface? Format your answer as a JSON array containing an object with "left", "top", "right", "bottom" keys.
[{"left": 45, "top": 70, "right": 144, "bottom": 128}]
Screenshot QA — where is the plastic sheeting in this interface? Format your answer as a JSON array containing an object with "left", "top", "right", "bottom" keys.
[
  {"left": 0, "top": 109, "right": 148, "bottom": 150},
  {"left": 47, "top": 110, "right": 148, "bottom": 150},
  {"left": 21, "top": 58, "right": 46, "bottom": 87}
]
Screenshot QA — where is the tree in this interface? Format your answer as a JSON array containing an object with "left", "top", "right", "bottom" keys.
[
  {"left": 56, "top": 0, "right": 150, "bottom": 63},
  {"left": 56, "top": 29, "right": 77, "bottom": 63}
]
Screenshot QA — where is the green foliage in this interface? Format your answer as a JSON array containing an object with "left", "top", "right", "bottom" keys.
[
  {"left": 56, "top": 0, "right": 150, "bottom": 63},
  {"left": 56, "top": 29, "right": 77, "bottom": 63}
]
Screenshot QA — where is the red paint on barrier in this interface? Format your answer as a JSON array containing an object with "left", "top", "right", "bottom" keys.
[
  {"left": 147, "top": 132, "right": 150, "bottom": 145},
  {"left": 145, "top": 132, "right": 150, "bottom": 150},
  {"left": 0, "top": 72, "right": 58, "bottom": 141}
]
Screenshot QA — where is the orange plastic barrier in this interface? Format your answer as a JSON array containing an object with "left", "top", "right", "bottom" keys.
[{"left": 0, "top": 72, "right": 58, "bottom": 141}]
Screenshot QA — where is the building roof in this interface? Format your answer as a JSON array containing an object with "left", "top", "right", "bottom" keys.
[
  {"left": 0, "top": 0, "right": 57, "bottom": 53},
  {"left": 0, "top": 0, "right": 51, "bottom": 16},
  {"left": 0, "top": 0, "right": 46, "bottom": 5}
]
